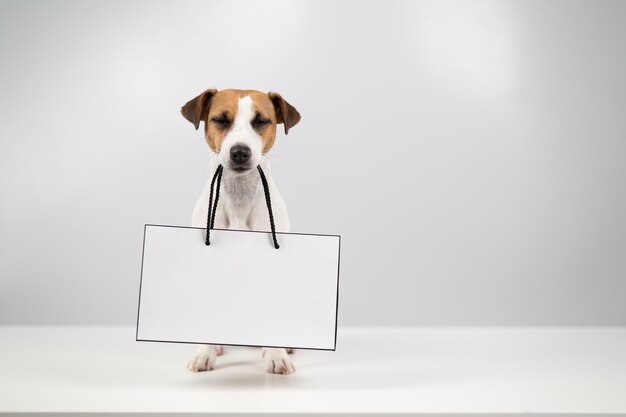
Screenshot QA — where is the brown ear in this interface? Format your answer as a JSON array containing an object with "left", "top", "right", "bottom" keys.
[
  {"left": 180, "top": 89, "right": 217, "bottom": 130},
  {"left": 268, "top": 92, "right": 301, "bottom": 134}
]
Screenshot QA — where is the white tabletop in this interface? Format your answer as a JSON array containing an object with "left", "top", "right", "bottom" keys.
[{"left": 0, "top": 326, "right": 625, "bottom": 415}]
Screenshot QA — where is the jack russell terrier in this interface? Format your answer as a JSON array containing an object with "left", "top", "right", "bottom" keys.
[{"left": 180, "top": 88, "right": 301, "bottom": 374}]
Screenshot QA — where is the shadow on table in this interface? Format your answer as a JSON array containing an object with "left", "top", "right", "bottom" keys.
[
  {"left": 176, "top": 338, "right": 468, "bottom": 391},
  {"left": 40, "top": 332, "right": 473, "bottom": 392}
]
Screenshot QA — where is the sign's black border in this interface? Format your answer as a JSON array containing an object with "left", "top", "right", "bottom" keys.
[{"left": 136, "top": 224, "right": 341, "bottom": 352}]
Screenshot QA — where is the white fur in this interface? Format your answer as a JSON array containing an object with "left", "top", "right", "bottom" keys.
[
  {"left": 216, "top": 96, "right": 264, "bottom": 170},
  {"left": 187, "top": 95, "right": 294, "bottom": 374}
]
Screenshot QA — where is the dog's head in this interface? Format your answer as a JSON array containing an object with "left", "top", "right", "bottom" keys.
[{"left": 181, "top": 89, "right": 301, "bottom": 173}]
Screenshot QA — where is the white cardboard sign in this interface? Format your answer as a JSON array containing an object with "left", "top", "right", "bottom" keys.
[{"left": 136, "top": 225, "right": 340, "bottom": 350}]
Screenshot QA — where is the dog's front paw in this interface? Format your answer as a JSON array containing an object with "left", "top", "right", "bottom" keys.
[
  {"left": 187, "top": 345, "right": 218, "bottom": 372},
  {"left": 262, "top": 348, "right": 295, "bottom": 375},
  {"left": 187, "top": 353, "right": 216, "bottom": 372}
]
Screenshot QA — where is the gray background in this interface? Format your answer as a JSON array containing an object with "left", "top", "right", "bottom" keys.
[{"left": 1, "top": 0, "right": 625, "bottom": 326}]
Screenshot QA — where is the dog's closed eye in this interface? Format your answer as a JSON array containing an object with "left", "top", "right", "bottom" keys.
[
  {"left": 211, "top": 112, "right": 231, "bottom": 129},
  {"left": 251, "top": 112, "right": 271, "bottom": 130}
]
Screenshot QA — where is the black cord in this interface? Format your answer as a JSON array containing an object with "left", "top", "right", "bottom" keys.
[
  {"left": 205, "top": 164, "right": 279, "bottom": 249},
  {"left": 257, "top": 165, "right": 280, "bottom": 249},
  {"left": 210, "top": 166, "right": 223, "bottom": 230},
  {"left": 205, "top": 164, "right": 223, "bottom": 246}
]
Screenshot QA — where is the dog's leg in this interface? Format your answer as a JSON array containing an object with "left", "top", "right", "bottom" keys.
[
  {"left": 187, "top": 344, "right": 219, "bottom": 372},
  {"left": 261, "top": 347, "right": 295, "bottom": 375}
]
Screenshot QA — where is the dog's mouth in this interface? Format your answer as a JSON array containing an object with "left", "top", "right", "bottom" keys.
[{"left": 229, "top": 164, "right": 252, "bottom": 173}]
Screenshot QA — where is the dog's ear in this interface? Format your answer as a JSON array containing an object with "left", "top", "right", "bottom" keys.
[
  {"left": 268, "top": 92, "right": 301, "bottom": 134},
  {"left": 181, "top": 89, "right": 218, "bottom": 130}
]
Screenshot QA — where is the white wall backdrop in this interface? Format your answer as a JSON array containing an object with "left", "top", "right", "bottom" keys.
[{"left": 1, "top": 0, "right": 625, "bottom": 325}]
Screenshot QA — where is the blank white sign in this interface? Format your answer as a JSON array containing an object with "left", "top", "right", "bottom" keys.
[{"left": 137, "top": 225, "right": 340, "bottom": 350}]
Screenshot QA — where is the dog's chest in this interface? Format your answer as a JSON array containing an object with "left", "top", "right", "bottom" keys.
[{"left": 220, "top": 176, "right": 261, "bottom": 229}]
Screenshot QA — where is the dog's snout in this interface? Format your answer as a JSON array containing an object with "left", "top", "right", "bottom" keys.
[{"left": 230, "top": 144, "right": 251, "bottom": 164}]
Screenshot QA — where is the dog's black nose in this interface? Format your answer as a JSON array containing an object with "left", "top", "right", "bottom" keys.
[{"left": 230, "top": 144, "right": 251, "bottom": 164}]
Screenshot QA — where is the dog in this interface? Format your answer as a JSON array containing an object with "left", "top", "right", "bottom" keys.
[{"left": 180, "top": 88, "right": 301, "bottom": 374}]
